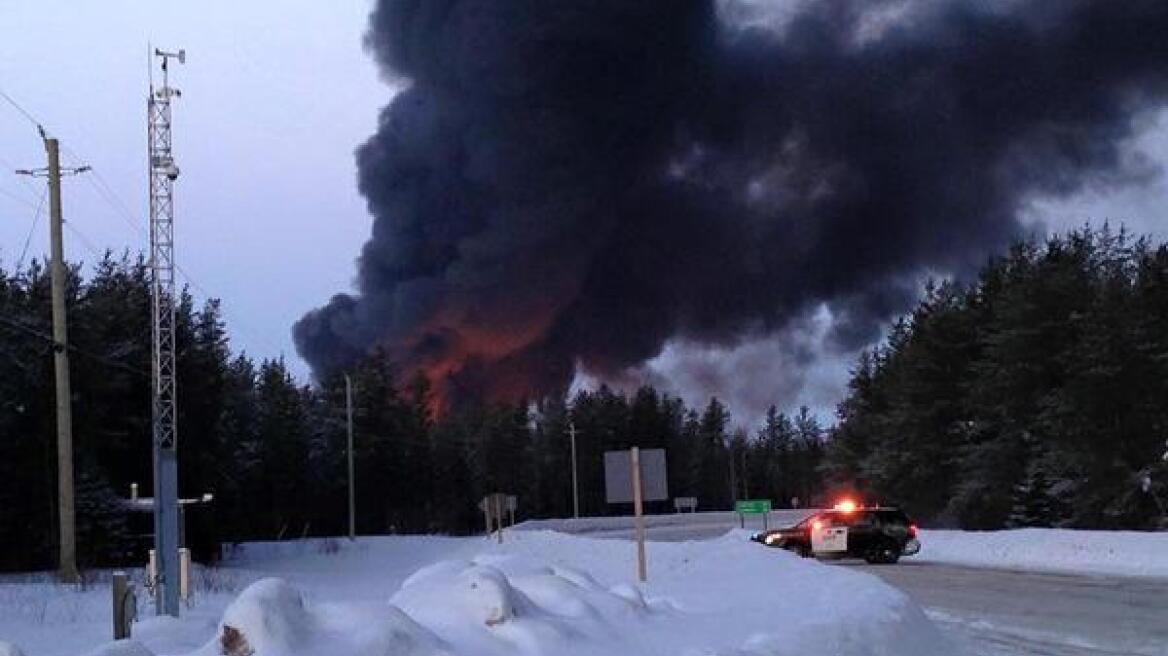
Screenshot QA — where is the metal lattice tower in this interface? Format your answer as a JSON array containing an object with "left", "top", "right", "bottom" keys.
[{"left": 149, "top": 47, "right": 184, "bottom": 617}]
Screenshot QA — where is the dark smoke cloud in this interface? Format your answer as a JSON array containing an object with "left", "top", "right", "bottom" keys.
[{"left": 295, "top": 0, "right": 1168, "bottom": 408}]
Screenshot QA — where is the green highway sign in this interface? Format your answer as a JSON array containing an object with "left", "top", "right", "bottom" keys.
[{"left": 735, "top": 499, "right": 772, "bottom": 514}]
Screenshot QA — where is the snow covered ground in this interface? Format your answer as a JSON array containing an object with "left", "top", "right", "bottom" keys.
[
  {"left": 528, "top": 511, "right": 1168, "bottom": 580},
  {"left": 0, "top": 530, "right": 955, "bottom": 656},
  {"left": 915, "top": 528, "right": 1168, "bottom": 579}
]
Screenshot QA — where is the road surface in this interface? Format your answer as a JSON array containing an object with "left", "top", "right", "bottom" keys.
[
  {"left": 525, "top": 514, "right": 1168, "bottom": 656},
  {"left": 851, "top": 561, "right": 1168, "bottom": 656}
]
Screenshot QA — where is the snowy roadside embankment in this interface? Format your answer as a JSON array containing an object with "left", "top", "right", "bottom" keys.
[
  {"left": 516, "top": 510, "right": 813, "bottom": 535},
  {"left": 3, "top": 531, "right": 957, "bottom": 656},
  {"left": 916, "top": 528, "right": 1168, "bottom": 578},
  {"left": 181, "top": 531, "right": 952, "bottom": 656}
]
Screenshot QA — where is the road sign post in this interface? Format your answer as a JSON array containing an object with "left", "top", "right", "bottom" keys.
[
  {"left": 735, "top": 499, "right": 773, "bottom": 530},
  {"left": 479, "top": 493, "right": 511, "bottom": 542},
  {"left": 631, "top": 447, "right": 646, "bottom": 582},
  {"left": 495, "top": 494, "right": 503, "bottom": 544},
  {"left": 604, "top": 447, "right": 666, "bottom": 583},
  {"left": 505, "top": 495, "right": 517, "bottom": 527}
]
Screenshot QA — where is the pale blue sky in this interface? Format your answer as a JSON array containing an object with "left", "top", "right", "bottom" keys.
[
  {"left": 2, "top": 1, "right": 1166, "bottom": 424},
  {"left": 1, "top": 0, "right": 384, "bottom": 378}
]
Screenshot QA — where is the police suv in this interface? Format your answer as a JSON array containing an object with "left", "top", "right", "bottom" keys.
[{"left": 751, "top": 502, "right": 920, "bottom": 564}]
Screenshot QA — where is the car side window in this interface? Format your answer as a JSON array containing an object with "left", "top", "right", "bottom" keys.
[
  {"left": 851, "top": 512, "right": 877, "bottom": 529},
  {"left": 824, "top": 513, "right": 858, "bottom": 528},
  {"left": 877, "top": 511, "right": 907, "bottom": 528},
  {"left": 825, "top": 514, "right": 845, "bottom": 528}
]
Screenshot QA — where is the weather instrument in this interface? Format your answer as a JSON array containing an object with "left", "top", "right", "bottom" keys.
[{"left": 148, "top": 45, "right": 185, "bottom": 617}]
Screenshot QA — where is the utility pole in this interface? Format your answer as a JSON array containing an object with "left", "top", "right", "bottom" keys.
[
  {"left": 345, "top": 373, "right": 355, "bottom": 541},
  {"left": 18, "top": 132, "right": 89, "bottom": 584},
  {"left": 149, "top": 47, "right": 185, "bottom": 617},
  {"left": 569, "top": 422, "right": 580, "bottom": 519}
]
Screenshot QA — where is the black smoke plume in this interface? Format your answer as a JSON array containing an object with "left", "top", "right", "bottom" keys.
[{"left": 295, "top": 0, "right": 1168, "bottom": 409}]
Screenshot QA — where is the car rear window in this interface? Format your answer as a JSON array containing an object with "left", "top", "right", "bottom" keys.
[{"left": 875, "top": 510, "right": 909, "bottom": 526}]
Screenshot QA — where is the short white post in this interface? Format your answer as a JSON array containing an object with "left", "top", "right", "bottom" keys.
[
  {"left": 147, "top": 549, "right": 157, "bottom": 592},
  {"left": 179, "top": 548, "right": 191, "bottom": 603}
]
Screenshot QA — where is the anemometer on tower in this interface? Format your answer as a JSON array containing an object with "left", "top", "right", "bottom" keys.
[{"left": 148, "top": 45, "right": 185, "bottom": 618}]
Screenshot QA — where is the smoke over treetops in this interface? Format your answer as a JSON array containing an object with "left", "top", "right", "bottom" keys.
[{"left": 294, "top": 0, "right": 1168, "bottom": 413}]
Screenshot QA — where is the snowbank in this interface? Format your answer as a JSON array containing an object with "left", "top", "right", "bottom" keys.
[
  {"left": 917, "top": 528, "right": 1168, "bottom": 578},
  {"left": 4, "top": 531, "right": 956, "bottom": 656},
  {"left": 197, "top": 531, "right": 952, "bottom": 656},
  {"left": 178, "top": 576, "right": 448, "bottom": 656}
]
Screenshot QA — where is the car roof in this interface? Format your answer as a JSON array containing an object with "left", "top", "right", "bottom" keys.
[{"left": 818, "top": 507, "right": 909, "bottom": 519}]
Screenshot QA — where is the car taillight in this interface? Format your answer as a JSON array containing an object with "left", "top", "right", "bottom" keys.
[{"left": 908, "top": 524, "right": 918, "bottom": 538}]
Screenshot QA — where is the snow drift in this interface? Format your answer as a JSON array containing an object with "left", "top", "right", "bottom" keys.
[
  {"left": 187, "top": 532, "right": 952, "bottom": 656},
  {"left": 9, "top": 531, "right": 957, "bottom": 656},
  {"left": 188, "top": 577, "right": 448, "bottom": 656},
  {"left": 917, "top": 528, "right": 1168, "bottom": 578}
]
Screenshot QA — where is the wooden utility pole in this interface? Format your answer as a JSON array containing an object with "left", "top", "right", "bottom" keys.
[
  {"left": 569, "top": 422, "right": 580, "bottom": 519},
  {"left": 46, "top": 138, "right": 78, "bottom": 583},
  {"left": 346, "top": 373, "right": 356, "bottom": 541},
  {"left": 19, "top": 137, "right": 83, "bottom": 583}
]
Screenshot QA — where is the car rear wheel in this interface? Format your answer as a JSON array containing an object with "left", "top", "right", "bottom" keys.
[{"left": 865, "top": 543, "right": 900, "bottom": 565}]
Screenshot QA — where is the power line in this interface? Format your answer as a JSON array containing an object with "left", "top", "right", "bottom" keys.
[
  {"left": 85, "top": 167, "right": 148, "bottom": 239},
  {"left": 0, "top": 184, "right": 39, "bottom": 210},
  {"left": 63, "top": 220, "right": 107, "bottom": 262},
  {"left": 16, "top": 186, "right": 48, "bottom": 270},
  {"left": 0, "top": 313, "right": 149, "bottom": 379},
  {"left": 1, "top": 152, "right": 43, "bottom": 201},
  {"left": 3, "top": 88, "right": 290, "bottom": 363},
  {"left": 0, "top": 87, "right": 43, "bottom": 131}
]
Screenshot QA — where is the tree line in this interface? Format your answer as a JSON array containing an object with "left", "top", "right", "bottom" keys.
[
  {"left": 824, "top": 227, "right": 1168, "bottom": 530},
  {"left": 0, "top": 253, "right": 825, "bottom": 571},
  {"left": 6, "top": 225, "right": 1164, "bottom": 572}
]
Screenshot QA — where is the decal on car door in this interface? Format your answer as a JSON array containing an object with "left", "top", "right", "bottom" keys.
[{"left": 812, "top": 526, "right": 848, "bottom": 553}]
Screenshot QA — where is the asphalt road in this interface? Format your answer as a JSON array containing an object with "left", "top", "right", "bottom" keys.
[
  {"left": 534, "top": 516, "right": 1168, "bottom": 655},
  {"left": 849, "top": 561, "right": 1168, "bottom": 656}
]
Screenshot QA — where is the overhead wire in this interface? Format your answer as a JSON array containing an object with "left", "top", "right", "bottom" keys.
[
  {"left": 62, "top": 220, "right": 108, "bottom": 262},
  {"left": 0, "top": 314, "right": 149, "bottom": 379},
  {"left": 0, "top": 87, "right": 43, "bottom": 131},
  {"left": 0, "top": 184, "right": 39, "bottom": 210},
  {"left": 15, "top": 185, "right": 48, "bottom": 270},
  {"left": 1, "top": 87, "right": 289, "bottom": 362},
  {"left": 0, "top": 151, "right": 44, "bottom": 201}
]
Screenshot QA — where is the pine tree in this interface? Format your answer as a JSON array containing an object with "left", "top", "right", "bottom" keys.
[{"left": 74, "top": 458, "right": 132, "bottom": 567}]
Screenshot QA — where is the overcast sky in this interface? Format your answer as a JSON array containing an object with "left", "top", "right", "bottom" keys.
[
  {"left": 1, "top": 0, "right": 382, "bottom": 378},
  {"left": 2, "top": 1, "right": 1166, "bottom": 426}
]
